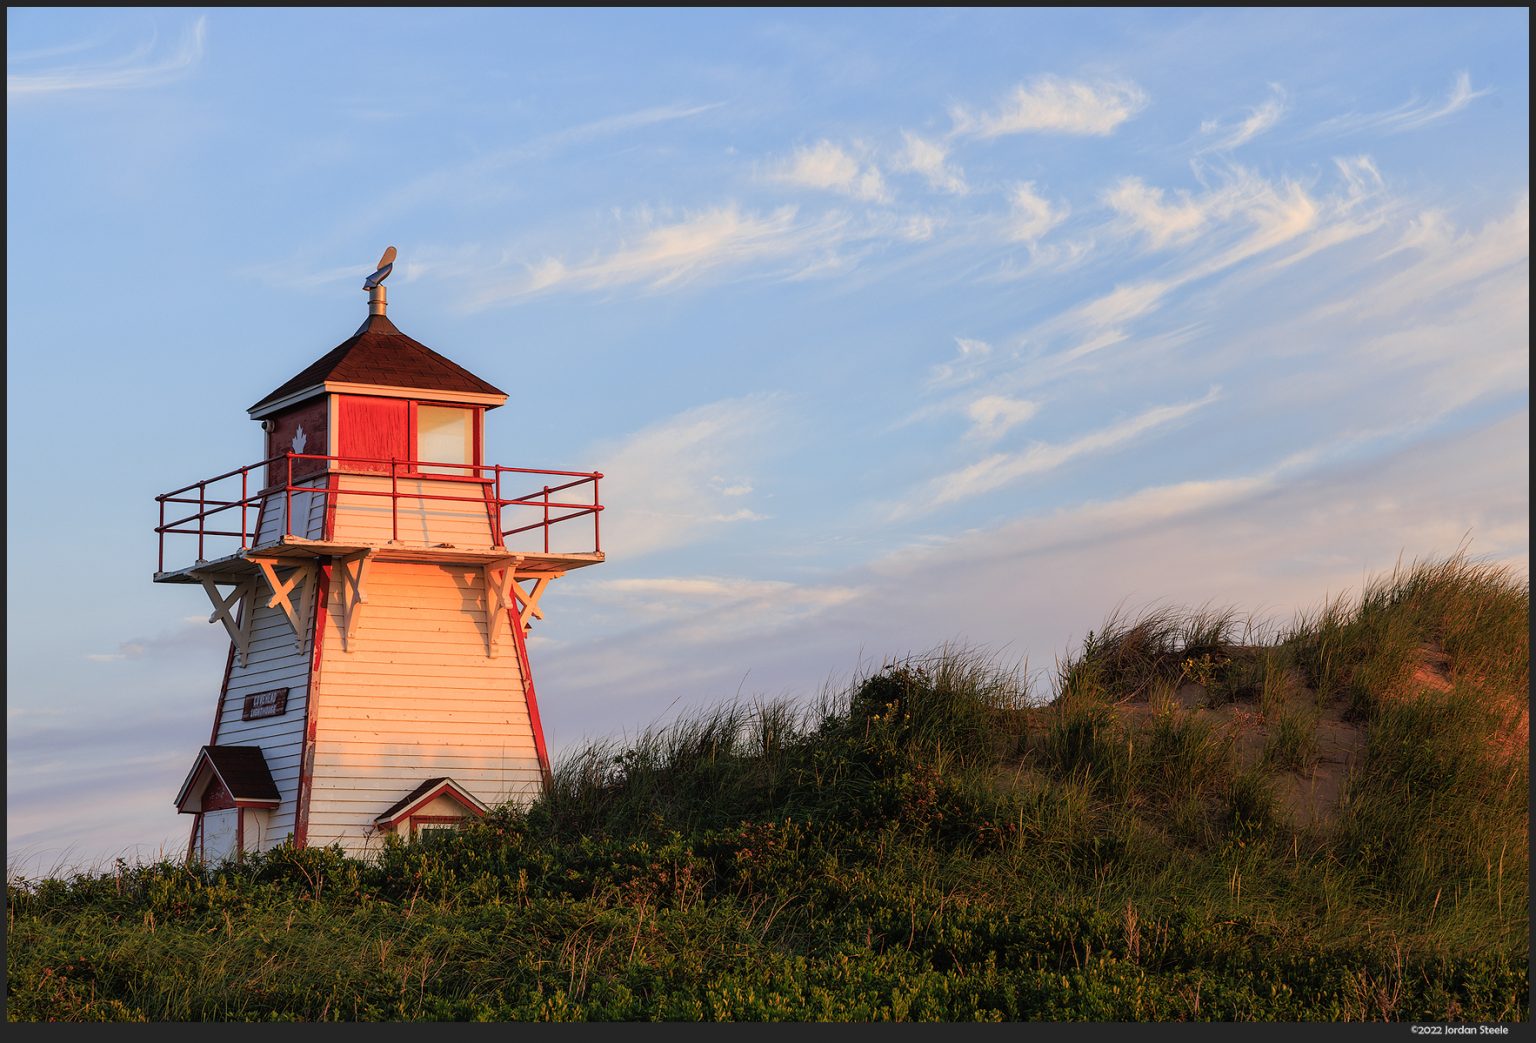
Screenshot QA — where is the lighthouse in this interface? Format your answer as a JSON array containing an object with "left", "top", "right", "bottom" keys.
[{"left": 157, "top": 250, "right": 604, "bottom": 862}]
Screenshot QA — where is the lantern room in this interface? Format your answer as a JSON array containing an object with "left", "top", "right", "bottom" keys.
[{"left": 245, "top": 310, "right": 512, "bottom": 549}]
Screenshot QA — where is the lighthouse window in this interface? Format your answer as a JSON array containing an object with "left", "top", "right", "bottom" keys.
[{"left": 416, "top": 406, "right": 474, "bottom": 476}]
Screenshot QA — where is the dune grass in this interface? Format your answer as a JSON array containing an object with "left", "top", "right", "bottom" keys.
[{"left": 7, "top": 554, "right": 1527, "bottom": 1021}]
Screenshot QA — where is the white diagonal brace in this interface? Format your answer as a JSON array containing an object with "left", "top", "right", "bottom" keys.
[
  {"left": 483, "top": 563, "right": 517, "bottom": 657},
  {"left": 509, "top": 572, "right": 562, "bottom": 631},
  {"left": 194, "top": 574, "right": 256, "bottom": 666},
  {"left": 251, "top": 556, "right": 318, "bottom": 653},
  {"left": 334, "top": 550, "right": 374, "bottom": 649}
]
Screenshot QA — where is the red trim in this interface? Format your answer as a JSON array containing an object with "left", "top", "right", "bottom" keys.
[
  {"left": 408, "top": 815, "right": 464, "bottom": 836},
  {"left": 322, "top": 471, "right": 339, "bottom": 541},
  {"left": 294, "top": 563, "right": 332, "bottom": 849},
  {"left": 481, "top": 482, "right": 502, "bottom": 547},
  {"left": 236, "top": 806, "right": 245, "bottom": 858},
  {"left": 156, "top": 452, "right": 601, "bottom": 573},
  {"left": 403, "top": 401, "right": 481, "bottom": 480},
  {"left": 509, "top": 600, "right": 553, "bottom": 787},
  {"left": 375, "top": 780, "right": 487, "bottom": 829},
  {"left": 187, "top": 817, "right": 201, "bottom": 865}
]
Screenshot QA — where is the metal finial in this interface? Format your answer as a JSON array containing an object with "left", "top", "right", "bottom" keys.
[{"left": 364, "top": 246, "right": 396, "bottom": 316}]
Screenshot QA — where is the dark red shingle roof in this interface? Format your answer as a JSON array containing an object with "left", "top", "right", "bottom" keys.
[
  {"left": 174, "top": 745, "right": 282, "bottom": 811},
  {"left": 249, "top": 314, "right": 506, "bottom": 413}
]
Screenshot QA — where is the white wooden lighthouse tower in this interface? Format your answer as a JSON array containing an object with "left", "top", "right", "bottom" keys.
[{"left": 157, "top": 250, "right": 604, "bottom": 862}]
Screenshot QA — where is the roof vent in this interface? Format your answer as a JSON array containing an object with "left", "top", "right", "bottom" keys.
[{"left": 363, "top": 245, "right": 396, "bottom": 316}]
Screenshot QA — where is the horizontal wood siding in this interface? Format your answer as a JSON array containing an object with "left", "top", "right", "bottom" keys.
[
  {"left": 210, "top": 593, "right": 316, "bottom": 850},
  {"left": 330, "top": 474, "right": 495, "bottom": 548},
  {"left": 255, "top": 476, "right": 328, "bottom": 545},
  {"left": 307, "top": 561, "right": 542, "bottom": 854}
]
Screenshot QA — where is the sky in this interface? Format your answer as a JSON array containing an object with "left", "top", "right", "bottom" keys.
[{"left": 6, "top": 8, "right": 1528, "bottom": 877}]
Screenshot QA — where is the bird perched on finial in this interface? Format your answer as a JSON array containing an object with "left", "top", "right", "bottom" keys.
[{"left": 364, "top": 246, "right": 397, "bottom": 290}]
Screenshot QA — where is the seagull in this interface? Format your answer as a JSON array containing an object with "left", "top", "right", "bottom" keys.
[{"left": 363, "top": 246, "right": 397, "bottom": 290}]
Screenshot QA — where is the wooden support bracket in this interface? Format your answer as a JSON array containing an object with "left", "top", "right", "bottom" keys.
[
  {"left": 509, "top": 573, "right": 561, "bottom": 631},
  {"left": 482, "top": 564, "right": 516, "bottom": 657},
  {"left": 333, "top": 550, "right": 374, "bottom": 650},
  {"left": 193, "top": 573, "right": 257, "bottom": 666},
  {"left": 480, "top": 557, "right": 562, "bottom": 656},
  {"left": 250, "top": 556, "right": 319, "bottom": 654}
]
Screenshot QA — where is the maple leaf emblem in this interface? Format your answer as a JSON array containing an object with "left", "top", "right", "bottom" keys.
[{"left": 291, "top": 425, "right": 308, "bottom": 454}]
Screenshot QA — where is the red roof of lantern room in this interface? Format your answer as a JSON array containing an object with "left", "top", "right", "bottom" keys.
[{"left": 248, "top": 313, "right": 508, "bottom": 418}]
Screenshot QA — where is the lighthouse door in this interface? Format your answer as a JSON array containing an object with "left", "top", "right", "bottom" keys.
[{"left": 201, "top": 809, "right": 239, "bottom": 863}]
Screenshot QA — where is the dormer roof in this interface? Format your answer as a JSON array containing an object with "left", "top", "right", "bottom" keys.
[
  {"left": 174, "top": 745, "right": 282, "bottom": 814},
  {"left": 249, "top": 314, "right": 508, "bottom": 418}
]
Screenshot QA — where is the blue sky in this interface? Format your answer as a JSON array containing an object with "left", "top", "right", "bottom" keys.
[{"left": 7, "top": 8, "right": 1528, "bottom": 876}]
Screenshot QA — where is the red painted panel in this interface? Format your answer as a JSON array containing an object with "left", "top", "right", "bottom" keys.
[
  {"left": 265, "top": 397, "right": 329, "bottom": 487},
  {"left": 201, "top": 776, "right": 236, "bottom": 812},
  {"left": 337, "top": 395, "right": 409, "bottom": 474}
]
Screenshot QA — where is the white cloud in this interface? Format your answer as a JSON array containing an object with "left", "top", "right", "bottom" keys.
[
  {"left": 952, "top": 75, "right": 1148, "bottom": 138},
  {"left": 1310, "top": 71, "right": 1493, "bottom": 137},
  {"left": 1007, "top": 182, "right": 1068, "bottom": 243},
  {"left": 1333, "top": 155, "right": 1384, "bottom": 199},
  {"left": 1386, "top": 71, "right": 1493, "bottom": 132},
  {"left": 475, "top": 205, "right": 845, "bottom": 303},
  {"left": 1103, "top": 177, "right": 1208, "bottom": 249},
  {"left": 1325, "top": 194, "right": 1528, "bottom": 322},
  {"left": 965, "top": 395, "right": 1039, "bottom": 442},
  {"left": 8, "top": 16, "right": 206, "bottom": 97},
  {"left": 571, "top": 574, "right": 864, "bottom": 648},
  {"left": 588, "top": 395, "right": 781, "bottom": 559},
  {"left": 916, "top": 387, "right": 1221, "bottom": 511},
  {"left": 1198, "top": 85, "right": 1286, "bottom": 151},
  {"left": 1073, "top": 279, "right": 1177, "bottom": 329},
  {"left": 83, "top": 622, "right": 223, "bottom": 665},
  {"left": 1057, "top": 167, "right": 1324, "bottom": 345},
  {"left": 1059, "top": 328, "right": 1129, "bottom": 364},
  {"left": 927, "top": 336, "right": 993, "bottom": 387},
  {"left": 893, "top": 131, "right": 968, "bottom": 194},
  {"left": 770, "top": 140, "right": 891, "bottom": 202},
  {"left": 539, "top": 102, "right": 726, "bottom": 149}
]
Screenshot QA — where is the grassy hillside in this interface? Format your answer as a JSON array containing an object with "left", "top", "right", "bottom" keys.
[{"left": 7, "top": 555, "right": 1528, "bottom": 1021}]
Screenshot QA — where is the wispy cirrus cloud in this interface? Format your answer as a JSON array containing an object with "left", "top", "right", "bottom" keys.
[
  {"left": 901, "top": 386, "right": 1221, "bottom": 514},
  {"left": 1006, "top": 182, "right": 1068, "bottom": 243},
  {"left": 1198, "top": 84, "right": 1286, "bottom": 152},
  {"left": 1103, "top": 177, "right": 1209, "bottom": 249},
  {"left": 964, "top": 395, "right": 1039, "bottom": 443},
  {"left": 587, "top": 395, "right": 783, "bottom": 560},
  {"left": 84, "top": 618, "right": 224, "bottom": 664},
  {"left": 768, "top": 140, "right": 890, "bottom": 203},
  {"left": 951, "top": 75, "right": 1149, "bottom": 138},
  {"left": 1054, "top": 165, "right": 1326, "bottom": 346},
  {"left": 581, "top": 575, "right": 863, "bottom": 644},
  {"left": 893, "top": 131, "right": 968, "bottom": 194},
  {"left": 1325, "top": 194, "right": 1527, "bottom": 323},
  {"left": 542, "top": 102, "right": 726, "bottom": 148},
  {"left": 8, "top": 16, "right": 206, "bottom": 97},
  {"left": 1310, "top": 71, "right": 1492, "bottom": 138},
  {"left": 472, "top": 205, "right": 842, "bottom": 304},
  {"left": 927, "top": 336, "right": 993, "bottom": 388}
]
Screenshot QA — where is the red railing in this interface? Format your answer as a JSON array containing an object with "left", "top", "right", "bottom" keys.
[{"left": 155, "top": 452, "right": 602, "bottom": 573}]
